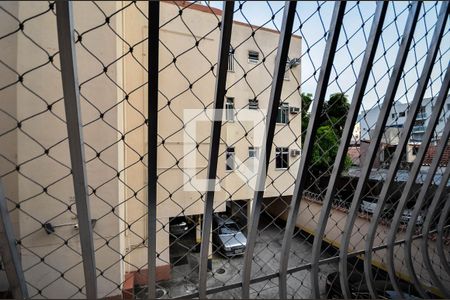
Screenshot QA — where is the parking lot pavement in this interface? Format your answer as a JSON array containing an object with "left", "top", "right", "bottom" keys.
[{"left": 154, "top": 214, "right": 337, "bottom": 298}]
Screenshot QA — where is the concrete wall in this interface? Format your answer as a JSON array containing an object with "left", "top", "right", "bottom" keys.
[{"left": 265, "top": 196, "right": 450, "bottom": 294}]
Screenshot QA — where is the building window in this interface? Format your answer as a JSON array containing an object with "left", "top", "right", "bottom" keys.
[
  {"left": 391, "top": 113, "right": 397, "bottom": 119},
  {"left": 419, "top": 106, "right": 426, "bottom": 114},
  {"left": 249, "top": 99, "right": 259, "bottom": 109},
  {"left": 447, "top": 103, "right": 450, "bottom": 110},
  {"left": 226, "top": 97, "right": 234, "bottom": 121},
  {"left": 249, "top": 146, "right": 259, "bottom": 158},
  {"left": 412, "top": 146, "right": 419, "bottom": 156},
  {"left": 248, "top": 50, "right": 259, "bottom": 63},
  {"left": 284, "top": 61, "right": 290, "bottom": 80},
  {"left": 228, "top": 46, "right": 234, "bottom": 72},
  {"left": 226, "top": 147, "right": 235, "bottom": 171},
  {"left": 277, "top": 103, "right": 289, "bottom": 124},
  {"left": 399, "top": 111, "right": 405, "bottom": 117},
  {"left": 275, "top": 147, "right": 289, "bottom": 169}
]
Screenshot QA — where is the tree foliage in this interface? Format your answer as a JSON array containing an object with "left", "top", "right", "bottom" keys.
[{"left": 301, "top": 92, "right": 352, "bottom": 176}]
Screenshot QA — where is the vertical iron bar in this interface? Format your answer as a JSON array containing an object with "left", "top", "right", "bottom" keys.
[
  {"left": 421, "top": 162, "right": 450, "bottom": 296},
  {"left": 365, "top": 3, "right": 449, "bottom": 297},
  {"left": 241, "top": 2, "right": 297, "bottom": 298},
  {"left": 437, "top": 193, "right": 450, "bottom": 276},
  {"left": 0, "top": 183, "right": 28, "bottom": 299},
  {"left": 402, "top": 67, "right": 450, "bottom": 298},
  {"left": 147, "top": 2, "right": 159, "bottom": 299},
  {"left": 404, "top": 116, "right": 450, "bottom": 297},
  {"left": 198, "top": 2, "right": 234, "bottom": 298},
  {"left": 55, "top": 2, "right": 97, "bottom": 298},
  {"left": 278, "top": 2, "right": 347, "bottom": 299},
  {"left": 309, "top": 2, "right": 388, "bottom": 298},
  {"left": 338, "top": 2, "right": 422, "bottom": 298}
]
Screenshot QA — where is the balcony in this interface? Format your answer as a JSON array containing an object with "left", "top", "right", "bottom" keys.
[
  {"left": 416, "top": 112, "right": 428, "bottom": 120},
  {"left": 0, "top": 1, "right": 449, "bottom": 300}
]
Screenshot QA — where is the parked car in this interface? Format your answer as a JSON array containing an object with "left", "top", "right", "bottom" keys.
[
  {"left": 169, "top": 218, "right": 189, "bottom": 237},
  {"left": 360, "top": 196, "right": 394, "bottom": 217},
  {"left": 400, "top": 209, "right": 426, "bottom": 226},
  {"left": 325, "top": 269, "right": 423, "bottom": 299},
  {"left": 212, "top": 214, "right": 247, "bottom": 257}
]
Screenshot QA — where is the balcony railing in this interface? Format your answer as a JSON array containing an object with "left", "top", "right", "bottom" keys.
[{"left": 0, "top": 1, "right": 449, "bottom": 300}]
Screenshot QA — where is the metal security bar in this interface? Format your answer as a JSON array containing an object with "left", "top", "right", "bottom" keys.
[
  {"left": 55, "top": 2, "right": 97, "bottom": 298},
  {"left": 338, "top": 2, "right": 421, "bottom": 298},
  {"left": 0, "top": 1, "right": 449, "bottom": 299}
]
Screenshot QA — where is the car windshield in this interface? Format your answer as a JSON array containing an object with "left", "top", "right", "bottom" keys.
[{"left": 219, "top": 223, "right": 240, "bottom": 234}]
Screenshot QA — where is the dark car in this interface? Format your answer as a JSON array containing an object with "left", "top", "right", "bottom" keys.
[
  {"left": 325, "top": 269, "right": 423, "bottom": 299},
  {"left": 169, "top": 217, "right": 189, "bottom": 237},
  {"left": 212, "top": 214, "right": 247, "bottom": 257}
]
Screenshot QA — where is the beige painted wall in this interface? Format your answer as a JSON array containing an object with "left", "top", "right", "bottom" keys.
[{"left": 0, "top": 1, "right": 124, "bottom": 298}]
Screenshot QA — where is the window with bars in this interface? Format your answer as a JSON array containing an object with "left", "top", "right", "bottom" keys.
[
  {"left": 228, "top": 46, "right": 234, "bottom": 72},
  {"left": 0, "top": 1, "right": 449, "bottom": 300},
  {"left": 248, "top": 50, "right": 259, "bottom": 63},
  {"left": 248, "top": 99, "right": 259, "bottom": 109},
  {"left": 226, "top": 97, "right": 234, "bottom": 121}
]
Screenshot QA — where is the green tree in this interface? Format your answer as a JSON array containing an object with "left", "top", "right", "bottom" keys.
[{"left": 301, "top": 92, "right": 352, "bottom": 177}]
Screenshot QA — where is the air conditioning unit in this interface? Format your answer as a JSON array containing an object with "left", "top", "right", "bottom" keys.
[
  {"left": 290, "top": 106, "right": 300, "bottom": 114},
  {"left": 290, "top": 149, "right": 301, "bottom": 157}
]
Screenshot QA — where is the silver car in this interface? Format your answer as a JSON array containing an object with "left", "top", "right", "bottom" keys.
[
  {"left": 360, "top": 197, "right": 394, "bottom": 217},
  {"left": 213, "top": 214, "right": 247, "bottom": 257},
  {"left": 400, "top": 209, "right": 425, "bottom": 226}
]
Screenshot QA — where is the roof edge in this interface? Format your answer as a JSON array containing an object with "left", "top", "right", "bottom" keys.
[{"left": 165, "top": 1, "right": 302, "bottom": 39}]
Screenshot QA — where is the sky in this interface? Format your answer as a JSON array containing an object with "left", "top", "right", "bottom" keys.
[{"left": 199, "top": 1, "right": 449, "bottom": 115}]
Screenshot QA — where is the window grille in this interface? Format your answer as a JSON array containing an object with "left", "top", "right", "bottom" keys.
[
  {"left": 226, "top": 97, "right": 234, "bottom": 121},
  {"left": 0, "top": 1, "right": 448, "bottom": 300},
  {"left": 248, "top": 50, "right": 259, "bottom": 63},
  {"left": 249, "top": 99, "right": 259, "bottom": 109}
]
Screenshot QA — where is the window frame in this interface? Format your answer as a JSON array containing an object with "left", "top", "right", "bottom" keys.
[
  {"left": 277, "top": 103, "right": 289, "bottom": 124},
  {"left": 225, "top": 147, "right": 235, "bottom": 171},
  {"left": 249, "top": 99, "right": 259, "bottom": 110},
  {"left": 275, "top": 147, "right": 289, "bottom": 169},
  {"left": 248, "top": 50, "right": 259, "bottom": 64},
  {"left": 228, "top": 46, "right": 234, "bottom": 72},
  {"left": 248, "top": 146, "right": 259, "bottom": 159},
  {"left": 284, "top": 61, "right": 291, "bottom": 80},
  {"left": 225, "top": 97, "right": 235, "bottom": 122}
]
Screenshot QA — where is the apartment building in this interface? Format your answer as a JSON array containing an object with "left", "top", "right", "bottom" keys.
[
  {"left": 354, "top": 98, "right": 450, "bottom": 167},
  {"left": 409, "top": 96, "right": 450, "bottom": 143},
  {"left": 0, "top": 1, "right": 301, "bottom": 297}
]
